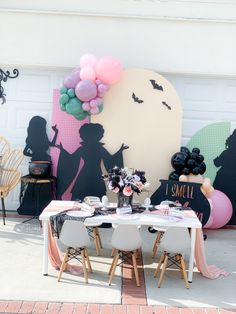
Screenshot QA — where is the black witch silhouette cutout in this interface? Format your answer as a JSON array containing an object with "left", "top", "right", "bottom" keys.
[
  {"left": 56, "top": 123, "right": 129, "bottom": 200},
  {"left": 213, "top": 129, "right": 236, "bottom": 224},
  {"left": 23, "top": 116, "right": 58, "bottom": 161},
  {"left": 17, "top": 116, "right": 58, "bottom": 215}
]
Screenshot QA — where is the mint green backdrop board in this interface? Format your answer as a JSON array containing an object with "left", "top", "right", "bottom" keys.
[{"left": 187, "top": 122, "right": 231, "bottom": 183}]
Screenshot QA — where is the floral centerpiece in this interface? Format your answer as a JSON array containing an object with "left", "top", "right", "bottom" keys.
[{"left": 103, "top": 166, "right": 149, "bottom": 207}]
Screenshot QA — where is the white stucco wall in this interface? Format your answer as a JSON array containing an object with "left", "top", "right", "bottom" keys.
[{"left": 1, "top": 0, "right": 236, "bottom": 76}]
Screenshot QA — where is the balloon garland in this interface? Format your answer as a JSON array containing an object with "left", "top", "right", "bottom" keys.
[
  {"left": 59, "top": 54, "right": 123, "bottom": 120},
  {"left": 169, "top": 146, "right": 206, "bottom": 181}
]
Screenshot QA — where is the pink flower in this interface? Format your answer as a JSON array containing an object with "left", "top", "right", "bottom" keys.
[
  {"left": 123, "top": 186, "right": 133, "bottom": 196},
  {"left": 113, "top": 187, "right": 120, "bottom": 193}
]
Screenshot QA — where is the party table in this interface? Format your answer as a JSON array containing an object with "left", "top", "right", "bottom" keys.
[{"left": 39, "top": 200, "right": 202, "bottom": 282}]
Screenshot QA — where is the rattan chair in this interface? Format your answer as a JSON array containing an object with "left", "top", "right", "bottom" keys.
[
  {"left": 0, "top": 148, "right": 24, "bottom": 224},
  {"left": 0, "top": 169, "right": 21, "bottom": 224},
  {"left": 1, "top": 148, "right": 24, "bottom": 171},
  {"left": 0, "top": 136, "right": 11, "bottom": 165}
]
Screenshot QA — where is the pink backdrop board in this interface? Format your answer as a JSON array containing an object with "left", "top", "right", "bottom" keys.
[{"left": 50, "top": 89, "right": 89, "bottom": 199}]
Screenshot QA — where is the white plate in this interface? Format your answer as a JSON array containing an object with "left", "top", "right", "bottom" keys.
[{"left": 66, "top": 210, "right": 93, "bottom": 218}]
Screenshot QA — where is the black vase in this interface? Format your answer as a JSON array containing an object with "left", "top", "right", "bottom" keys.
[
  {"left": 117, "top": 192, "right": 133, "bottom": 208},
  {"left": 29, "top": 161, "right": 51, "bottom": 178}
]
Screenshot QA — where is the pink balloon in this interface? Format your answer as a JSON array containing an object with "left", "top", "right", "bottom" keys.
[
  {"left": 75, "top": 80, "right": 97, "bottom": 102},
  {"left": 204, "top": 215, "right": 213, "bottom": 229},
  {"left": 90, "top": 106, "right": 99, "bottom": 115},
  {"left": 95, "top": 56, "right": 123, "bottom": 85},
  {"left": 80, "top": 53, "right": 98, "bottom": 69},
  {"left": 82, "top": 102, "right": 91, "bottom": 111},
  {"left": 98, "top": 91, "right": 105, "bottom": 98},
  {"left": 208, "top": 190, "right": 233, "bottom": 229},
  {"left": 95, "top": 80, "right": 102, "bottom": 86},
  {"left": 80, "top": 67, "right": 96, "bottom": 81},
  {"left": 89, "top": 99, "right": 98, "bottom": 107},
  {"left": 98, "top": 84, "right": 109, "bottom": 93},
  {"left": 63, "top": 70, "right": 81, "bottom": 89}
]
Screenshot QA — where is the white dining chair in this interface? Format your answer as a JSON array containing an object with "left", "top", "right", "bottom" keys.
[
  {"left": 110, "top": 223, "right": 141, "bottom": 257},
  {"left": 57, "top": 220, "right": 92, "bottom": 284},
  {"left": 154, "top": 227, "right": 190, "bottom": 289},
  {"left": 109, "top": 224, "right": 142, "bottom": 287}
]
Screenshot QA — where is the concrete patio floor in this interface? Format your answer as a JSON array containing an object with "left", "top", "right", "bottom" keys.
[{"left": 0, "top": 213, "right": 235, "bottom": 314}]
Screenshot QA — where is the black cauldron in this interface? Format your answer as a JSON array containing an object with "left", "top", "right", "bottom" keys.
[{"left": 29, "top": 161, "right": 51, "bottom": 178}]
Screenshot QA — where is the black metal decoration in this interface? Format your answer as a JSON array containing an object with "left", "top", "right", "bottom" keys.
[{"left": 0, "top": 68, "right": 19, "bottom": 104}]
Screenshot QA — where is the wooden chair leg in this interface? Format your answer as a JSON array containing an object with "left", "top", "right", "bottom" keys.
[
  {"left": 132, "top": 251, "right": 140, "bottom": 287},
  {"left": 81, "top": 249, "right": 88, "bottom": 284},
  {"left": 154, "top": 252, "right": 165, "bottom": 277},
  {"left": 111, "top": 247, "right": 116, "bottom": 257},
  {"left": 84, "top": 248, "right": 92, "bottom": 273},
  {"left": 58, "top": 251, "right": 69, "bottom": 282},
  {"left": 1, "top": 197, "right": 6, "bottom": 225},
  {"left": 109, "top": 249, "right": 118, "bottom": 275},
  {"left": 152, "top": 231, "right": 162, "bottom": 258},
  {"left": 180, "top": 256, "right": 189, "bottom": 289},
  {"left": 92, "top": 228, "right": 100, "bottom": 255},
  {"left": 176, "top": 254, "right": 184, "bottom": 279},
  {"left": 158, "top": 255, "right": 168, "bottom": 288},
  {"left": 109, "top": 251, "right": 119, "bottom": 285},
  {"left": 95, "top": 227, "right": 102, "bottom": 248}
]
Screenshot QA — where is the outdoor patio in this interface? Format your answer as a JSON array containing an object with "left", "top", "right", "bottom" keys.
[{"left": 0, "top": 213, "right": 235, "bottom": 314}]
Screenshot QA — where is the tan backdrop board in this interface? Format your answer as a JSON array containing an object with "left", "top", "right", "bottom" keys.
[{"left": 92, "top": 68, "right": 182, "bottom": 202}]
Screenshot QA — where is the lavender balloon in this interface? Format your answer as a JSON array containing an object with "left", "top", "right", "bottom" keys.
[
  {"left": 63, "top": 70, "right": 81, "bottom": 89},
  {"left": 75, "top": 79, "right": 97, "bottom": 102}
]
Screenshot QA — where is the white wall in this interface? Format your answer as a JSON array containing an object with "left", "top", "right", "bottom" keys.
[{"left": 1, "top": 0, "right": 236, "bottom": 76}]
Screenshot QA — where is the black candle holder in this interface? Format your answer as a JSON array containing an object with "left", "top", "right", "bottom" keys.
[{"left": 0, "top": 68, "right": 19, "bottom": 104}]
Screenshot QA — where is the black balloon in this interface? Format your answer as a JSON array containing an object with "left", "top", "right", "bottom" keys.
[
  {"left": 192, "top": 167, "right": 200, "bottom": 175},
  {"left": 192, "top": 147, "right": 200, "bottom": 154},
  {"left": 198, "top": 162, "right": 206, "bottom": 175},
  {"left": 180, "top": 146, "right": 190, "bottom": 156},
  {"left": 190, "top": 152, "right": 199, "bottom": 161},
  {"left": 198, "top": 154, "right": 204, "bottom": 163},
  {"left": 187, "top": 158, "right": 197, "bottom": 169},
  {"left": 169, "top": 171, "right": 180, "bottom": 181},
  {"left": 169, "top": 146, "right": 206, "bottom": 179},
  {"left": 171, "top": 152, "right": 188, "bottom": 172},
  {"left": 182, "top": 167, "right": 190, "bottom": 175}
]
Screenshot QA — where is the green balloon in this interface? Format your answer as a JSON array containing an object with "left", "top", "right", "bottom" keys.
[
  {"left": 98, "top": 102, "right": 104, "bottom": 113},
  {"left": 60, "top": 93, "right": 69, "bottom": 105},
  {"left": 67, "top": 88, "right": 76, "bottom": 98},
  {"left": 60, "top": 103, "right": 66, "bottom": 111},
  {"left": 60, "top": 86, "right": 68, "bottom": 94},
  {"left": 66, "top": 97, "right": 83, "bottom": 115},
  {"left": 74, "top": 111, "right": 89, "bottom": 120}
]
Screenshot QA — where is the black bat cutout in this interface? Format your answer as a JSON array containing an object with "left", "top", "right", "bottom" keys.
[
  {"left": 150, "top": 80, "right": 163, "bottom": 91},
  {"left": 162, "top": 101, "right": 171, "bottom": 110},
  {"left": 132, "top": 93, "right": 144, "bottom": 104}
]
